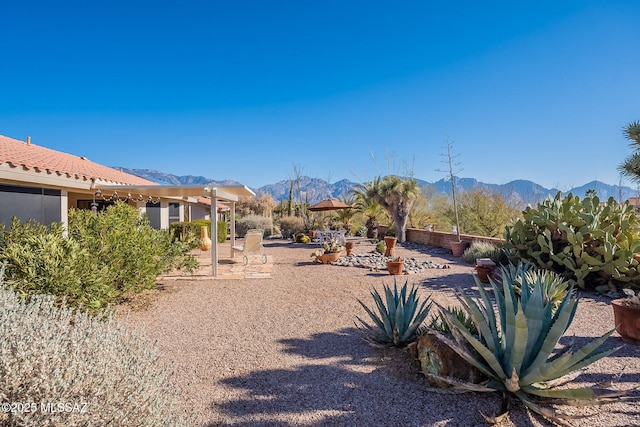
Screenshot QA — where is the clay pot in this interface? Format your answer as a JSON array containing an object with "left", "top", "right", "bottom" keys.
[
  {"left": 387, "top": 260, "right": 404, "bottom": 275},
  {"left": 384, "top": 236, "right": 397, "bottom": 257},
  {"left": 316, "top": 251, "right": 342, "bottom": 264},
  {"left": 345, "top": 241, "right": 354, "bottom": 256},
  {"left": 474, "top": 266, "right": 494, "bottom": 284},
  {"left": 450, "top": 240, "right": 469, "bottom": 257},
  {"left": 199, "top": 225, "right": 212, "bottom": 251},
  {"left": 612, "top": 299, "right": 640, "bottom": 345}
]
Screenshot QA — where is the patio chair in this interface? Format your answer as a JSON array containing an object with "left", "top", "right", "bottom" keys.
[{"left": 232, "top": 229, "right": 267, "bottom": 265}]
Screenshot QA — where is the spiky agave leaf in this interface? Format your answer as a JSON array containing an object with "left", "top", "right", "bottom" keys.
[
  {"left": 355, "top": 279, "right": 431, "bottom": 346},
  {"left": 438, "top": 267, "right": 633, "bottom": 425}
]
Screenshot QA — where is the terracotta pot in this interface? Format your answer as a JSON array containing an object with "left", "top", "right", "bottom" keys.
[
  {"left": 450, "top": 240, "right": 469, "bottom": 257},
  {"left": 612, "top": 299, "right": 640, "bottom": 345},
  {"left": 345, "top": 241, "right": 354, "bottom": 256},
  {"left": 199, "top": 225, "right": 212, "bottom": 251},
  {"left": 384, "top": 236, "right": 397, "bottom": 257},
  {"left": 387, "top": 260, "right": 404, "bottom": 275},
  {"left": 474, "top": 266, "right": 494, "bottom": 284},
  {"left": 316, "top": 251, "right": 342, "bottom": 264}
]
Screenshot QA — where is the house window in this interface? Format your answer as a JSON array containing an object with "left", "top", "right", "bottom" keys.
[
  {"left": 169, "top": 202, "right": 180, "bottom": 224},
  {"left": 145, "top": 202, "right": 161, "bottom": 229},
  {"left": 0, "top": 184, "right": 61, "bottom": 227}
]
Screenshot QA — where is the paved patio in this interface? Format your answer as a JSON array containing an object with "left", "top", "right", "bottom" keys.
[{"left": 161, "top": 242, "right": 273, "bottom": 280}]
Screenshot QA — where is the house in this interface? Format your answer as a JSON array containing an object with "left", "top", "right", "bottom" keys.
[
  {"left": 1, "top": 134, "right": 256, "bottom": 278},
  {"left": 0, "top": 134, "right": 249, "bottom": 230}
]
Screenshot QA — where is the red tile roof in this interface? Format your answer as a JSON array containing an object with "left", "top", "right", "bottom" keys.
[
  {"left": 197, "top": 196, "right": 230, "bottom": 210},
  {"left": 0, "top": 135, "right": 155, "bottom": 186}
]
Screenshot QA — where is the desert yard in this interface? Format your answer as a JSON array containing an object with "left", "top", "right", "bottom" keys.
[{"left": 123, "top": 239, "right": 640, "bottom": 427}]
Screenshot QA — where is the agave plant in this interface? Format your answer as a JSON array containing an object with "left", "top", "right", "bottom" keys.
[
  {"left": 356, "top": 279, "right": 431, "bottom": 347},
  {"left": 498, "top": 261, "right": 569, "bottom": 309},
  {"left": 428, "top": 274, "right": 634, "bottom": 426}
]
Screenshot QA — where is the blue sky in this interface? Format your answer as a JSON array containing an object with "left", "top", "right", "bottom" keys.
[{"left": 2, "top": 1, "right": 639, "bottom": 190}]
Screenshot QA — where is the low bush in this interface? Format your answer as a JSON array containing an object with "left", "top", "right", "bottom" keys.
[
  {"left": 236, "top": 215, "right": 273, "bottom": 238},
  {"left": 461, "top": 241, "right": 501, "bottom": 265},
  {"left": 278, "top": 215, "right": 304, "bottom": 238},
  {"left": 0, "top": 267, "right": 196, "bottom": 427},
  {"left": 0, "top": 202, "right": 198, "bottom": 310}
]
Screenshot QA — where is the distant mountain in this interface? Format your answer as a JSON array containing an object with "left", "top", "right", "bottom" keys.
[
  {"left": 114, "top": 167, "right": 637, "bottom": 205},
  {"left": 117, "top": 168, "right": 241, "bottom": 186}
]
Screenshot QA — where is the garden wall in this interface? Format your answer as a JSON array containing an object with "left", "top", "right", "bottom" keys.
[{"left": 378, "top": 225, "right": 504, "bottom": 249}]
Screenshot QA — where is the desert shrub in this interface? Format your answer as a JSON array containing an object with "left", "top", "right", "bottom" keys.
[
  {"left": 295, "top": 233, "right": 310, "bottom": 243},
  {"left": 375, "top": 241, "right": 385, "bottom": 254},
  {"left": 236, "top": 215, "right": 273, "bottom": 238},
  {"left": 0, "top": 268, "right": 196, "bottom": 427},
  {"left": 503, "top": 192, "right": 640, "bottom": 290},
  {"left": 461, "top": 241, "right": 501, "bottom": 265},
  {"left": 278, "top": 215, "right": 304, "bottom": 238},
  {"left": 0, "top": 202, "right": 197, "bottom": 310}
]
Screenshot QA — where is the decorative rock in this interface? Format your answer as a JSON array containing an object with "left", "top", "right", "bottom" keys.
[{"left": 331, "top": 252, "right": 449, "bottom": 272}]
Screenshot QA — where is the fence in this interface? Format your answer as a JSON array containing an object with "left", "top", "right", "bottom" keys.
[{"left": 378, "top": 225, "right": 504, "bottom": 249}]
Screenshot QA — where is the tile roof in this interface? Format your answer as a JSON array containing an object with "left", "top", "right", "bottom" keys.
[
  {"left": 0, "top": 135, "right": 156, "bottom": 185},
  {"left": 197, "top": 196, "right": 230, "bottom": 210}
]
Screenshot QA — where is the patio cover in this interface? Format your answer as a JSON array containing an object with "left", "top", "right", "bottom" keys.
[{"left": 95, "top": 184, "right": 255, "bottom": 278}]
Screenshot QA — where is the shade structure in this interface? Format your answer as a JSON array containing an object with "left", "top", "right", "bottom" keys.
[{"left": 308, "top": 198, "right": 352, "bottom": 211}]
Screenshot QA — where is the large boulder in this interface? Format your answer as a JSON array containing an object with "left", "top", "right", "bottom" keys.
[{"left": 416, "top": 331, "right": 485, "bottom": 388}]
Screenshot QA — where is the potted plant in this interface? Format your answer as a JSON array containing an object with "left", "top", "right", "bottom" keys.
[
  {"left": 612, "top": 288, "right": 640, "bottom": 344},
  {"left": 437, "top": 139, "right": 467, "bottom": 256},
  {"left": 387, "top": 256, "right": 404, "bottom": 275},
  {"left": 345, "top": 240, "right": 355, "bottom": 256},
  {"left": 384, "top": 235, "right": 397, "bottom": 257},
  {"left": 311, "top": 238, "right": 344, "bottom": 264}
]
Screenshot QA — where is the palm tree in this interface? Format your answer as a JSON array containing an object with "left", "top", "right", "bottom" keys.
[
  {"left": 618, "top": 120, "right": 640, "bottom": 183},
  {"left": 356, "top": 175, "right": 420, "bottom": 242},
  {"left": 353, "top": 182, "right": 384, "bottom": 238}
]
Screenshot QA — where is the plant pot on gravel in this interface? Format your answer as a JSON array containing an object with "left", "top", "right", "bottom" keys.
[
  {"left": 345, "top": 241, "right": 355, "bottom": 256},
  {"left": 612, "top": 296, "right": 640, "bottom": 345},
  {"left": 387, "top": 259, "right": 404, "bottom": 275},
  {"left": 384, "top": 236, "right": 397, "bottom": 257},
  {"left": 450, "top": 240, "right": 469, "bottom": 257}
]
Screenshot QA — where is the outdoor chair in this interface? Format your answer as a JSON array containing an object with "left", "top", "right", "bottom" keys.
[{"left": 232, "top": 229, "right": 267, "bottom": 265}]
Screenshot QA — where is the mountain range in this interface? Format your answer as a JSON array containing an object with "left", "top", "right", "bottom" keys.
[{"left": 117, "top": 167, "right": 637, "bottom": 206}]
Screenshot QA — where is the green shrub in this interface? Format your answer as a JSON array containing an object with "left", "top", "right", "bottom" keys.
[
  {"left": 278, "top": 215, "right": 304, "bottom": 238},
  {"left": 375, "top": 240, "right": 385, "bottom": 254},
  {"left": 0, "top": 268, "right": 196, "bottom": 427},
  {"left": 461, "top": 241, "right": 501, "bottom": 265},
  {"left": 217, "top": 221, "right": 228, "bottom": 243},
  {"left": 0, "top": 202, "right": 198, "bottom": 310},
  {"left": 503, "top": 192, "right": 640, "bottom": 291},
  {"left": 295, "top": 233, "right": 310, "bottom": 243}
]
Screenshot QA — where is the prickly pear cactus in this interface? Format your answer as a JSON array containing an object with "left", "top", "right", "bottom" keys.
[{"left": 503, "top": 192, "right": 640, "bottom": 291}]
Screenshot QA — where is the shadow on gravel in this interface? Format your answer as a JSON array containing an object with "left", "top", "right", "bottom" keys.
[{"left": 278, "top": 327, "right": 374, "bottom": 365}]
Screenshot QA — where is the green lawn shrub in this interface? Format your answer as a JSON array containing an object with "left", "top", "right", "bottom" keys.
[
  {"left": 0, "top": 202, "right": 197, "bottom": 310},
  {"left": 0, "top": 267, "right": 196, "bottom": 427}
]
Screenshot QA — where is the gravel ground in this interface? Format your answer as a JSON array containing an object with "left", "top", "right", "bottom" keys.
[{"left": 123, "top": 238, "right": 640, "bottom": 427}]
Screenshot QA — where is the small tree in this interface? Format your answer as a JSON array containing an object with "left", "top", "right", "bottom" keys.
[
  {"left": 437, "top": 138, "right": 463, "bottom": 241},
  {"left": 356, "top": 175, "right": 419, "bottom": 242}
]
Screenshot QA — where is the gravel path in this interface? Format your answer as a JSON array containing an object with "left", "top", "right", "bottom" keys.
[{"left": 123, "top": 238, "right": 640, "bottom": 427}]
